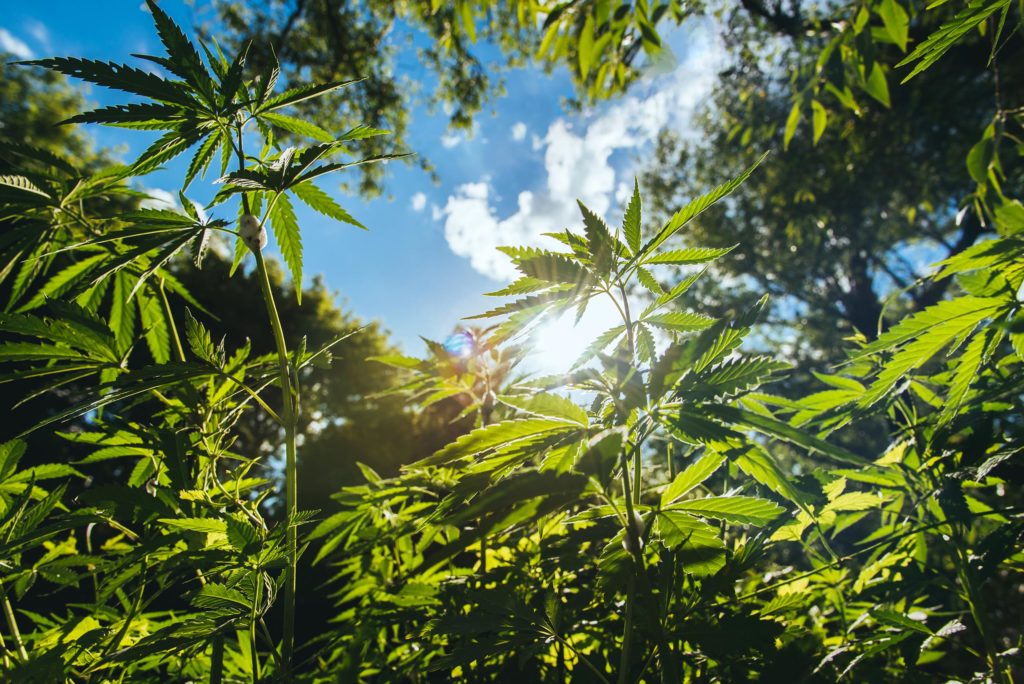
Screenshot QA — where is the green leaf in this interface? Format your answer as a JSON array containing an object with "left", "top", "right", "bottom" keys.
[
  {"left": 643, "top": 269, "right": 706, "bottom": 317},
  {"left": 485, "top": 277, "right": 552, "bottom": 297},
  {"left": 578, "top": 200, "right": 616, "bottom": 274},
  {"left": 638, "top": 153, "right": 765, "bottom": 258},
  {"left": 192, "top": 582, "right": 252, "bottom": 612},
  {"left": 15, "top": 253, "right": 106, "bottom": 313},
  {"left": 860, "top": 301, "right": 1004, "bottom": 408},
  {"left": 131, "top": 128, "right": 205, "bottom": 175},
  {"left": 158, "top": 517, "right": 227, "bottom": 534},
  {"left": 269, "top": 193, "right": 303, "bottom": 302},
  {"left": 110, "top": 272, "right": 137, "bottom": 353},
  {"left": 423, "top": 419, "right": 582, "bottom": 466},
  {"left": 878, "top": 0, "right": 910, "bottom": 51},
  {"left": 258, "top": 78, "right": 363, "bottom": 113},
  {"left": 825, "top": 491, "right": 884, "bottom": 513},
  {"left": 636, "top": 267, "right": 664, "bottom": 295},
  {"left": 966, "top": 136, "right": 994, "bottom": 185},
  {"left": 144, "top": 0, "right": 215, "bottom": 99},
  {"left": 468, "top": 289, "right": 574, "bottom": 320},
  {"left": 689, "top": 356, "right": 790, "bottom": 400},
  {"left": 63, "top": 103, "right": 184, "bottom": 129},
  {"left": 22, "top": 57, "right": 194, "bottom": 107},
  {"left": 182, "top": 131, "right": 221, "bottom": 190},
  {"left": 0, "top": 342, "right": 92, "bottom": 363},
  {"left": 864, "top": 63, "right": 891, "bottom": 107},
  {"left": 856, "top": 296, "right": 1004, "bottom": 357},
  {"left": 667, "top": 496, "right": 783, "bottom": 525},
  {"left": 368, "top": 354, "right": 428, "bottom": 370},
  {"left": 335, "top": 124, "right": 392, "bottom": 142},
  {"left": 710, "top": 404, "right": 866, "bottom": 465},
  {"left": 622, "top": 179, "right": 642, "bottom": 254},
  {"left": 137, "top": 288, "right": 171, "bottom": 364},
  {"left": 940, "top": 327, "right": 995, "bottom": 424},
  {"left": 661, "top": 450, "right": 725, "bottom": 507},
  {"left": 7, "top": 463, "right": 83, "bottom": 482},
  {"left": 517, "top": 252, "right": 587, "bottom": 284},
  {"left": 644, "top": 246, "right": 734, "bottom": 265},
  {"left": 260, "top": 112, "right": 334, "bottom": 143},
  {"left": 784, "top": 101, "right": 801, "bottom": 150},
  {"left": 184, "top": 309, "right": 217, "bottom": 365},
  {"left": 636, "top": 324, "right": 656, "bottom": 363},
  {"left": 897, "top": 0, "right": 1011, "bottom": 82},
  {"left": 572, "top": 324, "right": 626, "bottom": 368},
  {"left": 291, "top": 181, "right": 366, "bottom": 229},
  {"left": 578, "top": 14, "right": 595, "bottom": 78},
  {"left": 735, "top": 446, "right": 809, "bottom": 507},
  {"left": 226, "top": 518, "right": 260, "bottom": 553},
  {"left": 643, "top": 311, "right": 716, "bottom": 333},
  {"left": 0, "top": 175, "right": 53, "bottom": 204},
  {"left": 499, "top": 393, "right": 588, "bottom": 426},
  {"left": 656, "top": 511, "right": 726, "bottom": 576},
  {"left": 811, "top": 100, "right": 827, "bottom": 144}
]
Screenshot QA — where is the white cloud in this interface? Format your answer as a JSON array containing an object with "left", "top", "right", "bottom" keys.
[
  {"left": 440, "top": 132, "right": 462, "bottom": 149},
  {"left": 139, "top": 188, "right": 180, "bottom": 211},
  {"left": 410, "top": 192, "right": 427, "bottom": 212},
  {"left": 0, "top": 28, "right": 32, "bottom": 59},
  {"left": 511, "top": 122, "right": 528, "bottom": 141},
  {"left": 24, "top": 20, "right": 49, "bottom": 51},
  {"left": 441, "top": 29, "right": 722, "bottom": 280},
  {"left": 431, "top": 204, "right": 444, "bottom": 222}
]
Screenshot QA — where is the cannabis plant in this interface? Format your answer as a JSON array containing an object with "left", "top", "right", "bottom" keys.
[{"left": 0, "top": 0, "right": 394, "bottom": 678}]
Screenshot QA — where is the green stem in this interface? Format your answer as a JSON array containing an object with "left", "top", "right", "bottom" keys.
[
  {"left": 954, "top": 525, "right": 1007, "bottom": 683},
  {"left": 618, "top": 573, "right": 636, "bottom": 684},
  {"left": 254, "top": 249, "right": 298, "bottom": 666},
  {"left": 617, "top": 432, "right": 677, "bottom": 683},
  {"left": 618, "top": 284, "right": 635, "bottom": 356},
  {"left": 210, "top": 636, "right": 224, "bottom": 684},
  {"left": 158, "top": 277, "right": 186, "bottom": 363},
  {"left": 0, "top": 588, "right": 28, "bottom": 664},
  {"left": 250, "top": 619, "right": 261, "bottom": 684},
  {"left": 259, "top": 619, "right": 285, "bottom": 672},
  {"left": 101, "top": 565, "right": 147, "bottom": 659},
  {"left": 618, "top": 450, "right": 639, "bottom": 684}
]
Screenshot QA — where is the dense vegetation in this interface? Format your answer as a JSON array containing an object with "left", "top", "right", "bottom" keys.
[{"left": 0, "top": 0, "right": 1021, "bottom": 681}]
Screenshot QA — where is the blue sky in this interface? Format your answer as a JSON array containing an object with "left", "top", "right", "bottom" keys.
[{"left": 1, "top": 2, "right": 719, "bottom": 370}]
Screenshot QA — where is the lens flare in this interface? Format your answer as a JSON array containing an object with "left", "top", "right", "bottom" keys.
[
  {"left": 443, "top": 330, "right": 475, "bottom": 358},
  {"left": 529, "top": 297, "right": 622, "bottom": 375}
]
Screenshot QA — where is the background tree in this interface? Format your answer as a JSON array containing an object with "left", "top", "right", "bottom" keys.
[
  {"left": 206, "top": 0, "right": 536, "bottom": 195},
  {"left": 0, "top": 59, "right": 95, "bottom": 168},
  {"left": 637, "top": 3, "right": 1023, "bottom": 372}
]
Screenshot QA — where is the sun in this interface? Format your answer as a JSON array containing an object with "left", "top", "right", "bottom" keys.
[{"left": 528, "top": 296, "right": 623, "bottom": 375}]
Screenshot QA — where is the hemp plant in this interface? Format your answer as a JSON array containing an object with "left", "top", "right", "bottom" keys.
[
  {"left": 311, "top": 158, "right": 874, "bottom": 681},
  {"left": 3, "top": 0, "right": 396, "bottom": 674}
]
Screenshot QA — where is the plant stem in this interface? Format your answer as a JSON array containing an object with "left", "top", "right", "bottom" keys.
[
  {"left": 954, "top": 525, "right": 1007, "bottom": 684},
  {"left": 617, "top": 573, "right": 636, "bottom": 684},
  {"left": 101, "top": 565, "right": 147, "bottom": 659},
  {"left": 618, "top": 432, "right": 677, "bottom": 684},
  {"left": 254, "top": 249, "right": 298, "bottom": 666},
  {"left": 210, "top": 636, "right": 224, "bottom": 684},
  {"left": 0, "top": 588, "right": 28, "bottom": 664},
  {"left": 618, "top": 450, "right": 639, "bottom": 684},
  {"left": 250, "top": 620, "right": 261, "bottom": 684},
  {"left": 158, "top": 277, "right": 186, "bottom": 363}
]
